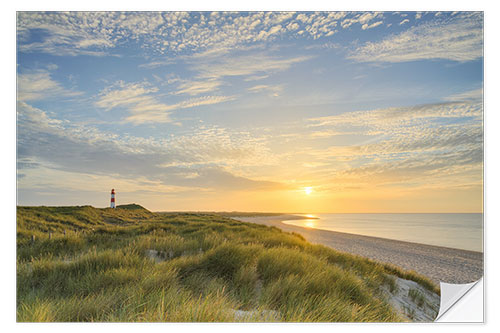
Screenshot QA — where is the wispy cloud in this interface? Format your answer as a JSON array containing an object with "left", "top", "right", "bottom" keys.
[
  {"left": 243, "top": 74, "right": 270, "bottom": 81},
  {"left": 138, "top": 59, "right": 176, "bottom": 69},
  {"left": 192, "top": 53, "right": 313, "bottom": 79},
  {"left": 165, "top": 47, "right": 313, "bottom": 99},
  {"left": 17, "top": 101, "right": 281, "bottom": 191},
  {"left": 174, "top": 79, "right": 224, "bottom": 96},
  {"left": 124, "top": 95, "right": 236, "bottom": 125},
  {"left": 298, "top": 100, "right": 483, "bottom": 190},
  {"left": 443, "top": 88, "right": 483, "bottom": 102},
  {"left": 17, "top": 69, "right": 82, "bottom": 101},
  {"left": 308, "top": 101, "right": 482, "bottom": 129},
  {"left": 95, "top": 81, "right": 174, "bottom": 123},
  {"left": 95, "top": 81, "right": 234, "bottom": 124},
  {"left": 349, "top": 12, "right": 483, "bottom": 63},
  {"left": 95, "top": 81, "right": 159, "bottom": 111},
  {"left": 248, "top": 84, "right": 283, "bottom": 97}
]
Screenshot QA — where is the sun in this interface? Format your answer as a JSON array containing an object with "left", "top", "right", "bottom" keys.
[{"left": 304, "top": 187, "right": 313, "bottom": 195}]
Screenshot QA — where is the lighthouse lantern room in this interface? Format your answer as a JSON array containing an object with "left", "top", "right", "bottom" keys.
[{"left": 110, "top": 189, "right": 116, "bottom": 208}]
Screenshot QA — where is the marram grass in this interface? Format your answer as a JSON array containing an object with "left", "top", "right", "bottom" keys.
[{"left": 17, "top": 205, "right": 437, "bottom": 322}]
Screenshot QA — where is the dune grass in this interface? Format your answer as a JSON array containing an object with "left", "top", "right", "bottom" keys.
[{"left": 17, "top": 205, "right": 438, "bottom": 322}]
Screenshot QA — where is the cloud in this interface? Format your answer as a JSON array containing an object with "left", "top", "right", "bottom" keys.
[
  {"left": 95, "top": 81, "right": 234, "bottom": 124},
  {"left": 167, "top": 167, "right": 286, "bottom": 191},
  {"left": 124, "top": 95, "right": 235, "bottom": 124},
  {"left": 286, "top": 22, "right": 300, "bottom": 31},
  {"left": 256, "top": 24, "right": 284, "bottom": 41},
  {"left": 349, "top": 12, "right": 483, "bottom": 63},
  {"left": 362, "top": 21, "right": 383, "bottom": 30},
  {"left": 191, "top": 53, "right": 313, "bottom": 79},
  {"left": 94, "top": 81, "right": 173, "bottom": 124},
  {"left": 358, "top": 12, "right": 382, "bottom": 24},
  {"left": 17, "top": 69, "right": 82, "bottom": 101},
  {"left": 303, "top": 100, "right": 482, "bottom": 189},
  {"left": 248, "top": 84, "right": 283, "bottom": 97},
  {"left": 17, "top": 97, "right": 483, "bottom": 199},
  {"left": 17, "top": 12, "right": 163, "bottom": 56},
  {"left": 174, "top": 95, "right": 235, "bottom": 109},
  {"left": 170, "top": 49, "right": 312, "bottom": 99},
  {"left": 443, "top": 88, "right": 483, "bottom": 102},
  {"left": 17, "top": 101, "right": 282, "bottom": 192},
  {"left": 248, "top": 85, "right": 271, "bottom": 92},
  {"left": 174, "top": 79, "right": 223, "bottom": 96},
  {"left": 308, "top": 101, "right": 482, "bottom": 130},
  {"left": 138, "top": 59, "right": 176, "bottom": 69},
  {"left": 77, "top": 38, "right": 114, "bottom": 48},
  {"left": 243, "top": 74, "right": 269, "bottom": 81},
  {"left": 399, "top": 19, "right": 410, "bottom": 25},
  {"left": 341, "top": 12, "right": 383, "bottom": 29},
  {"left": 333, "top": 147, "right": 482, "bottom": 189},
  {"left": 95, "top": 81, "right": 159, "bottom": 111},
  {"left": 17, "top": 12, "right": 361, "bottom": 57}
]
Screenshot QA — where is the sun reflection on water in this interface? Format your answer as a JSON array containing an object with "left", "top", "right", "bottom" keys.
[{"left": 304, "top": 220, "right": 316, "bottom": 228}]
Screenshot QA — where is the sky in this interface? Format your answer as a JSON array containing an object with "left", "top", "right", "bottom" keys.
[{"left": 16, "top": 11, "right": 484, "bottom": 213}]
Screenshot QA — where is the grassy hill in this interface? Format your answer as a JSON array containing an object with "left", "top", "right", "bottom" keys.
[{"left": 17, "top": 205, "right": 438, "bottom": 322}]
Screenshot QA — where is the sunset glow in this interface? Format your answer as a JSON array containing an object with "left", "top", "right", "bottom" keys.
[{"left": 16, "top": 12, "right": 483, "bottom": 213}]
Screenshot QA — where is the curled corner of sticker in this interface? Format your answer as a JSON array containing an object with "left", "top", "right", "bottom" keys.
[{"left": 435, "top": 278, "right": 484, "bottom": 322}]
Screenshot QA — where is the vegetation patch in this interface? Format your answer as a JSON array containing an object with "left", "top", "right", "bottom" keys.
[
  {"left": 408, "top": 288, "right": 426, "bottom": 308},
  {"left": 17, "top": 205, "right": 438, "bottom": 322}
]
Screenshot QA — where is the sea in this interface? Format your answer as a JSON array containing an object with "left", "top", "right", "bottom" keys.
[{"left": 282, "top": 213, "right": 483, "bottom": 252}]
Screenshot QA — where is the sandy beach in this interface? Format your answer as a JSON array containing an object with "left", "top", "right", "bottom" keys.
[{"left": 234, "top": 215, "right": 483, "bottom": 285}]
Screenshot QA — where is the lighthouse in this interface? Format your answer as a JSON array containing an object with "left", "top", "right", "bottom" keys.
[{"left": 110, "top": 189, "right": 116, "bottom": 208}]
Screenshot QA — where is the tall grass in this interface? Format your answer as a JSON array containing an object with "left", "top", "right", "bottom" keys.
[{"left": 17, "top": 205, "right": 438, "bottom": 322}]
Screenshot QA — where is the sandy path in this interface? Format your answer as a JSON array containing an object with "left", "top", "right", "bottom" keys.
[{"left": 234, "top": 215, "right": 483, "bottom": 285}]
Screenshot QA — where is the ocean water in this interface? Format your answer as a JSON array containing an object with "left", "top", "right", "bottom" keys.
[{"left": 282, "top": 213, "right": 483, "bottom": 252}]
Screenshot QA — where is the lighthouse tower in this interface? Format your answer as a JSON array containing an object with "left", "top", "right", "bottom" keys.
[{"left": 110, "top": 189, "right": 116, "bottom": 208}]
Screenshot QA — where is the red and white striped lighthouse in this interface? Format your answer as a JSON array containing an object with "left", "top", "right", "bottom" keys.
[{"left": 110, "top": 189, "right": 116, "bottom": 208}]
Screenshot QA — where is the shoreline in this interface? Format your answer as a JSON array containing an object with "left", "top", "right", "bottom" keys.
[
  {"left": 234, "top": 214, "right": 483, "bottom": 285},
  {"left": 280, "top": 216, "right": 483, "bottom": 255}
]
